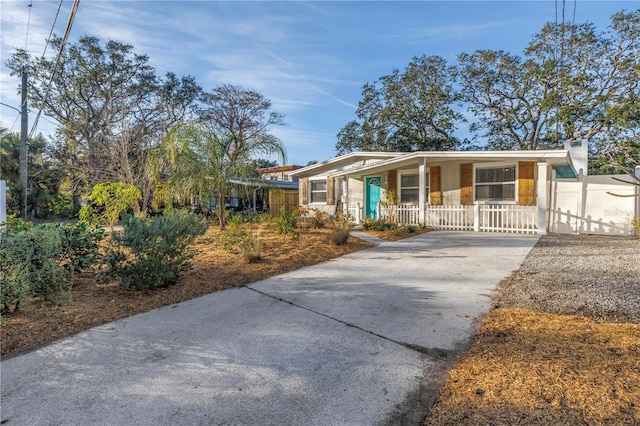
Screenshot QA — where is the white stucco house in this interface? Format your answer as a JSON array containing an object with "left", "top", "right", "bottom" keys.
[{"left": 289, "top": 141, "right": 639, "bottom": 236}]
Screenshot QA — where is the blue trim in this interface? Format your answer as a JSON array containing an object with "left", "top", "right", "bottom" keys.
[{"left": 553, "top": 165, "right": 578, "bottom": 179}]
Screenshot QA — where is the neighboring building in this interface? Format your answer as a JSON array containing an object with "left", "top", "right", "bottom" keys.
[
  {"left": 258, "top": 165, "right": 303, "bottom": 183},
  {"left": 290, "top": 142, "right": 639, "bottom": 236}
]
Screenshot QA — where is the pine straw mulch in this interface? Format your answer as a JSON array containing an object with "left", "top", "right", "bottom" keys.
[
  {"left": 1, "top": 223, "right": 376, "bottom": 356},
  {"left": 360, "top": 227, "right": 433, "bottom": 241},
  {"left": 424, "top": 308, "right": 640, "bottom": 425}
]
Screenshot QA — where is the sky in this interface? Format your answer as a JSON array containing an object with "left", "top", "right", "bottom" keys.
[{"left": 1, "top": 0, "right": 638, "bottom": 166}]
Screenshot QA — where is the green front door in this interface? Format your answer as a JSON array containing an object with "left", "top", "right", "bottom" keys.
[{"left": 366, "top": 176, "right": 381, "bottom": 219}]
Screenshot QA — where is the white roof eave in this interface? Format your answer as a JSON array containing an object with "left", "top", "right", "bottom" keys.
[
  {"left": 288, "top": 152, "right": 406, "bottom": 177},
  {"left": 330, "top": 150, "right": 572, "bottom": 177}
]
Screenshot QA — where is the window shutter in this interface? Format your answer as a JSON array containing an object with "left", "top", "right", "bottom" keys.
[
  {"left": 429, "top": 166, "right": 442, "bottom": 205},
  {"left": 518, "top": 161, "right": 535, "bottom": 206},
  {"left": 387, "top": 170, "right": 397, "bottom": 193},
  {"left": 301, "top": 177, "right": 308, "bottom": 205},
  {"left": 460, "top": 163, "right": 473, "bottom": 205},
  {"left": 326, "top": 177, "right": 335, "bottom": 205}
]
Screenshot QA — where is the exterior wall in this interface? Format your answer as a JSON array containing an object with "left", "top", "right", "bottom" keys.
[
  {"left": 300, "top": 172, "right": 342, "bottom": 216},
  {"left": 550, "top": 173, "right": 637, "bottom": 235},
  {"left": 347, "top": 178, "right": 364, "bottom": 209},
  {"left": 437, "top": 160, "right": 462, "bottom": 205}
]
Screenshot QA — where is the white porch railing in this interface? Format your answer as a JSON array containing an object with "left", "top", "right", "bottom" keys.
[
  {"left": 379, "top": 203, "right": 420, "bottom": 225},
  {"left": 425, "top": 205, "right": 475, "bottom": 231},
  {"left": 476, "top": 204, "right": 538, "bottom": 234},
  {"left": 379, "top": 202, "right": 539, "bottom": 234}
]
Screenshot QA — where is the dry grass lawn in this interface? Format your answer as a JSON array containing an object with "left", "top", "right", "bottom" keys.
[{"left": 424, "top": 308, "right": 640, "bottom": 425}]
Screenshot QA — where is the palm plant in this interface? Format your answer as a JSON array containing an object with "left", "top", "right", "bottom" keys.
[{"left": 149, "top": 122, "right": 286, "bottom": 229}]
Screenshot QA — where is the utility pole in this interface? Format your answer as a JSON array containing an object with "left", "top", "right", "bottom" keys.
[{"left": 20, "top": 68, "right": 28, "bottom": 219}]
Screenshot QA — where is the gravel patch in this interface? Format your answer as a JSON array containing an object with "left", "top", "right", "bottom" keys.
[{"left": 497, "top": 234, "right": 640, "bottom": 323}]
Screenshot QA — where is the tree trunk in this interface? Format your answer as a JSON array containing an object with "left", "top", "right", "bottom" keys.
[{"left": 218, "top": 190, "right": 226, "bottom": 230}]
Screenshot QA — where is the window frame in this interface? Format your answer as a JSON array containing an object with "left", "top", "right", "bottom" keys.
[
  {"left": 397, "top": 169, "right": 429, "bottom": 205},
  {"left": 473, "top": 162, "right": 518, "bottom": 204},
  {"left": 309, "top": 178, "right": 328, "bottom": 204}
]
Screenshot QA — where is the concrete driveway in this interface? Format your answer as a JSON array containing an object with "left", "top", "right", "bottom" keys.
[{"left": 0, "top": 231, "right": 538, "bottom": 425}]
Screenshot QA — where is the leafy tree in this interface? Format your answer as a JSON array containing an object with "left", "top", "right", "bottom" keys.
[
  {"left": 149, "top": 85, "right": 286, "bottom": 230},
  {"left": 458, "top": 9, "right": 640, "bottom": 155},
  {"left": 246, "top": 158, "right": 278, "bottom": 178},
  {"left": 6, "top": 36, "right": 201, "bottom": 212},
  {"left": 458, "top": 50, "right": 556, "bottom": 150},
  {"left": 149, "top": 113, "right": 286, "bottom": 230},
  {"left": 0, "top": 129, "right": 64, "bottom": 217},
  {"left": 79, "top": 182, "right": 142, "bottom": 231},
  {"left": 336, "top": 55, "right": 463, "bottom": 154}
]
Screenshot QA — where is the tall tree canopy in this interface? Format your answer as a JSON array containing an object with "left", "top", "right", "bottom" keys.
[
  {"left": 458, "top": 8, "right": 640, "bottom": 157},
  {"left": 0, "top": 128, "right": 63, "bottom": 216},
  {"left": 150, "top": 85, "right": 286, "bottom": 229},
  {"left": 6, "top": 35, "right": 201, "bottom": 211},
  {"left": 336, "top": 55, "right": 463, "bottom": 155}
]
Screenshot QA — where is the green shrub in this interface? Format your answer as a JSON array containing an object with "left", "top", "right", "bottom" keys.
[
  {"left": 0, "top": 224, "right": 72, "bottom": 313},
  {"left": 57, "top": 222, "right": 105, "bottom": 274},
  {"left": 100, "top": 210, "right": 208, "bottom": 290},
  {"left": 238, "top": 231, "right": 264, "bottom": 263},
  {"left": 254, "top": 212, "right": 273, "bottom": 224},
  {"left": 394, "top": 225, "right": 417, "bottom": 236},
  {"left": 220, "top": 215, "right": 249, "bottom": 252},
  {"left": 329, "top": 211, "right": 353, "bottom": 245},
  {"left": 303, "top": 208, "right": 326, "bottom": 228},
  {"left": 361, "top": 218, "right": 396, "bottom": 231},
  {"left": 276, "top": 208, "right": 298, "bottom": 236},
  {"left": 1, "top": 232, "right": 32, "bottom": 313}
]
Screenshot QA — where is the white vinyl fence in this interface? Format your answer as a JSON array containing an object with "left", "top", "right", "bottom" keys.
[{"left": 380, "top": 203, "right": 539, "bottom": 234}]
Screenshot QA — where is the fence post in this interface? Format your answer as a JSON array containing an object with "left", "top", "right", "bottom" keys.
[
  {"left": 356, "top": 202, "right": 361, "bottom": 225},
  {"left": 473, "top": 201, "right": 480, "bottom": 232},
  {"left": 635, "top": 166, "right": 640, "bottom": 236},
  {"left": 536, "top": 162, "right": 548, "bottom": 235}
]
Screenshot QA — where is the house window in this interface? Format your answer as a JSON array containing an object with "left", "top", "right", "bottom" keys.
[
  {"left": 475, "top": 165, "right": 516, "bottom": 201},
  {"left": 310, "top": 180, "right": 327, "bottom": 203},
  {"left": 399, "top": 173, "right": 428, "bottom": 204}
]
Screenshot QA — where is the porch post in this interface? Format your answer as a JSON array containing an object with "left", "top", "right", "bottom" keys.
[
  {"left": 418, "top": 159, "right": 426, "bottom": 224},
  {"left": 356, "top": 202, "right": 361, "bottom": 224},
  {"left": 536, "top": 162, "right": 548, "bottom": 235}
]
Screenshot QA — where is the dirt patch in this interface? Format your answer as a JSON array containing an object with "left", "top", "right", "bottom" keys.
[{"left": 1, "top": 223, "right": 376, "bottom": 355}]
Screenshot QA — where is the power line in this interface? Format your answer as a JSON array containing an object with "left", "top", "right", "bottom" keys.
[
  {"left": 41, "top": 1, "right": 64, "bottom": 61},
  {"left": 24, "top": 1, "right": 33, "bottom": 50},
  {"left": 22, "top": 0, "right": 64, "bottom": 127},
  {"left": 29, "top": 0, "right": 80, "bottom": 141}
]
